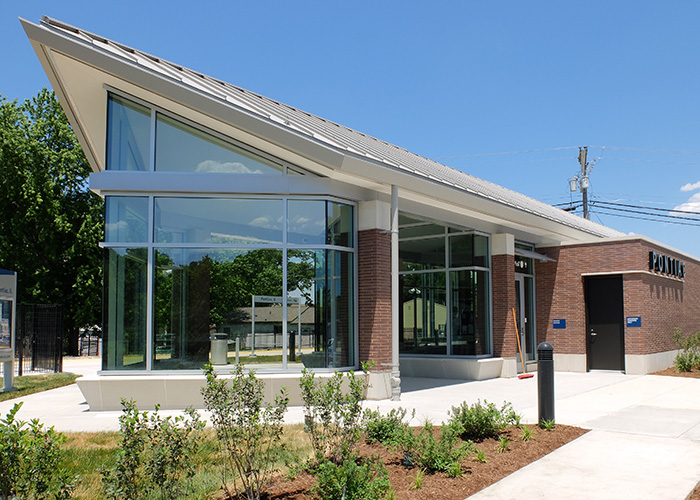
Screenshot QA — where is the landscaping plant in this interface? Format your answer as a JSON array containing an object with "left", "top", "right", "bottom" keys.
[
  {"left": 312, "top": 456, "right": 393, "bottom": 500},
  {"left": 201, "top": 363, "right": 289, "bottom": 500},
  {"left": 0, "top": 402, "right": 74, "bottom": 500},
  {"left": 672, "top": 327, "right": 700, "bottom": 372},
  {"left": 101, "top": 399, "right": 204, "bottom": 500},
  {"left": 448, "top": 400, "right": 520, "bottom": 441},
  {"left": 300, "top": 367, "right": 368, "bottom": 463},
  {"left": 408, "top": 421, "right": 473, "bottom": 477},
  {"left": 363, "top": 406, "right": 415, "bottom": 447}
]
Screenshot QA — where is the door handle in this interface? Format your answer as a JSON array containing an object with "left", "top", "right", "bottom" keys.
[{"left": 589, "top": 330, "right": 597, "bottom": 343}]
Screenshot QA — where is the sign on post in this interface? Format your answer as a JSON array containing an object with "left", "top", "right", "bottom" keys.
[{"left": 0, "top": 269, "right": 17, "bottom": 392}]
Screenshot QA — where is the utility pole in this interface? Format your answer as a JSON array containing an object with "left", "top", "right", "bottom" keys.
[{"left": 577, "top": 146, "right": 590, "bottom": 220}]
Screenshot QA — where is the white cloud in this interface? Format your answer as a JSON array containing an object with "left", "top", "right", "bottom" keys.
[
  {"left": 680, "top": 181, "right": 700, "bottom": 192},
  {"left": 249, "top": 216, "right": 272, "bottom": 228},
  {"left": 195, "top": 160, "right": 262, "bottom": 173},
  {"left": 673, "top": 192, "right": 700, "bottom": 212}
]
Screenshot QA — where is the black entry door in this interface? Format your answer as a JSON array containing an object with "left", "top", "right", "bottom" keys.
[{"left": 584, "top": 275, "right": 625, "bottom": 371}]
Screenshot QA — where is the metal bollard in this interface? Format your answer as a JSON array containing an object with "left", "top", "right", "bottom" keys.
[{"left": 537, "top": 341, "right": 555, "bottom": 425}]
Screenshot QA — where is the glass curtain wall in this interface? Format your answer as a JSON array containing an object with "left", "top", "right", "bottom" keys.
[
  {"left": 399, "top": 214, "right": 490, "bottom": 357},
  {"left": 104, "top": 93, "right": 356, "bottom": 371},
  {"left": 104, "top": 197, "right": 355, "bottom": 371}
]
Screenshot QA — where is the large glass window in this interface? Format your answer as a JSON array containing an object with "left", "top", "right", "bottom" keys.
[
  {"left": 155, "top": 113, "right": 284, "bottom": 174},
  {"left": 103, "top": 248, "right": 148, "bottom": 370},
  {"left": 103, "top": 194, "right": 355, "bottom": 371},
  {"left": 399, "top": 215, "right": 490, "bottom": 357},
  {"left": 155, "top": 198, "right": 283, "bottom": 244},
  {"left": 107, "top": 95, "right": 151, "bottom": 171}
]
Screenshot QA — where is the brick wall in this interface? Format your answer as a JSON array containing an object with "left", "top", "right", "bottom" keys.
[
  {"left": 357, "top": 229, "right": 392, "bottom": 367},
  {"left": 536, "top": 239, "right": 700, "bottom": 357},
  {"left": 491, "top": 253, "right": 517, "bottom": 357}
]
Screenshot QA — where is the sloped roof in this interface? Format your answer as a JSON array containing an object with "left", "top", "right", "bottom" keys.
[{"left": 28, "top": 16, "right": 624, "bottom": 239}]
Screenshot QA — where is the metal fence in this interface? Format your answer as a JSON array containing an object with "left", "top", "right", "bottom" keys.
[{"left": 15, "top": 304, "right": 64, "bottom": 376}]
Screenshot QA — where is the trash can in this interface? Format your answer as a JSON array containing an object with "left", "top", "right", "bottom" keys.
[{"left": 210, "top": 333, "right": 229, "bottom": 365}]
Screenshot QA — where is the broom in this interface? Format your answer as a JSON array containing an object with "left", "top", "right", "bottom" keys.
[{"left": 512, "top": 308, "right": 534, "bottom": 379}]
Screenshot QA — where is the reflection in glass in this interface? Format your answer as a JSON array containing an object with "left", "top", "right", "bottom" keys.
[
  {"left": 451, "top": 270, "right": 489, "bottom": 355},
  {"left": 107, "top": 95, "right": 151, "bottom": 171},
  {"left": 399, "top": 272, "right": 447, "bottom": 355},
  {"left": 104, "top": 248, "right": 148, "bottom": 370},
  {"left": 155, "top": 198, "right": 283, "bottom": 244},
  {"left": 106, "top": 197, "right": 148, "bottom": 243},
  {"left": 327, "top": 202, "right": 353, "bottom": 247},
  {"left": 450, "top": 234, "right": 490, "bottom": 268},
  {"left": 288, "top": 200, "right": 325, "bottom": 245},
  {"left": 399, "top": 237, "right": 445, "bottom": 271},
  {"left": 0, "top": 300, "right": 11, "bottom": 350},
  {"left": 153, "top": 248, "right": 284, "bottom": 370},
  {"left": 155, "top": 113, "right": 284, "bottom": 174}
]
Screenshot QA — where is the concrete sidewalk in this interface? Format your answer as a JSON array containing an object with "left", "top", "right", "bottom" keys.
[{"left": 1, "top": 358, "right": 699, "bottom": 499}]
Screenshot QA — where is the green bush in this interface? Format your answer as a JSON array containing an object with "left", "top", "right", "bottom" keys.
[
  {"left": 0, "top": 402, "right": 75, "bottom": 499},
  {"left": 201, "top": 363, "right": 289, "bottom": 500},
  {"left": 101, "top": 400, "right": 204, "bottom": 500},
  {"left": 672, "top": 328, "right": 700, "bottom": 372},
  {"left": 448, "top": 400, "right": 519, "bottom": 441},
  {"left": 312, "top": 456, "right": 393, "bottom": 500},
  {"left": 300, "top": 368, "right": 368, "bottom": 463},
  {"left": 363, "top": 407, "right": 415, "bottom": 447},
  {"left": 408, "top": 421, "right": 472, "bottom": 476}
]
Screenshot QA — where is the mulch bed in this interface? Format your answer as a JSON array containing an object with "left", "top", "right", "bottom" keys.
[
  {"left": 261, "top": 424, "right": 587, "bottom": 500},
  {"left": 652, "top": 366, "right": 700, "bottom": 378}
]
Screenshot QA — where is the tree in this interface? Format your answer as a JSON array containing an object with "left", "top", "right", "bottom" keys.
[{"left": 0, "top": 88, "right": 104, "bottom": 342}]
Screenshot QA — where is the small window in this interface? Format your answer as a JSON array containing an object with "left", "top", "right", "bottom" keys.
[{"left": 105, "top": 197, "right": 149, "bottom": 243}]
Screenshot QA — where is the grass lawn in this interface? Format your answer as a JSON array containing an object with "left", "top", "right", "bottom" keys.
[{"left": 0, "top": 372, "right": 80, "bottom": 402}]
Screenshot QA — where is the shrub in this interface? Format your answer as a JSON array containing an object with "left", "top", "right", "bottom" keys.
[
  {"left": 300, "top": 368, "right": 368, "bottom": 463},
  {"left": 363, "top": 407, "right": 415, "bottom": 447},
  {"left": 672, "top": 328, "right": 700, "bottom": 372},
  {"left": 0, "top": 402, "right": 75, "bottom": 499},
  {"left": 448, "top": 400, "right": 519, "bottom": 441},
  {"left": 312, "top": 456, "right": 393, "bottom": 500},
  {"left": 201, "top": 363, "right": 289, "bottom": 500},
  {"left": 101, "top": 400, "right": 204, "bottom": 500},
  {"left": 408, "top": 421, "right": 472, "bottom": 476}
]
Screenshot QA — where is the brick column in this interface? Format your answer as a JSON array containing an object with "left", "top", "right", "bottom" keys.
[
  {"left": 491, "top": 234, "right": 517, "bottom": 358},
  {"left": 358, "top": 228, "right": 392, "bottom": 367}
]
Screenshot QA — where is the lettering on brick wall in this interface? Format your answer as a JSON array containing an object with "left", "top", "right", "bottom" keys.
[{"left": 649, "top": 251, "right": 685, "bottom": 279}]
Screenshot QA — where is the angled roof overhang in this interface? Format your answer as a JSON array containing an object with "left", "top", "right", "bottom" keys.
[{"left": 21, "top": 16, "right": 625, "bottom": 247}]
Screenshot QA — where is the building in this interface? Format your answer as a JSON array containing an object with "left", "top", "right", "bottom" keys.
[{"left": 22, "top": 17, "right": 700, "bottom": 410}]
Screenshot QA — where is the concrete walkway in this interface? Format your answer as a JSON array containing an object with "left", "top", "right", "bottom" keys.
[{"left": 1, "top": 358, "right": 699, "bottom": 499}]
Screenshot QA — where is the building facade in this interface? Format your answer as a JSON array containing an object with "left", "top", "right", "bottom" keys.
[{"left": 23, "top": 17, "right": 700, "bottom": 409}]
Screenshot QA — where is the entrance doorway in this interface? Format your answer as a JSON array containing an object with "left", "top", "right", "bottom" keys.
[
  {"left": 514, "top": 275, "right": 535, "bottom": 369},
  {"left": 584, "top": 275, "right": 625, "bottom": 371}
]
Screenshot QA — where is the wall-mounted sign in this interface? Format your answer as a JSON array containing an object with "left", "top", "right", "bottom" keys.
[
  {"left": 553, "top": 319, "right": 566, "bottom": 329},
  {"left": 649, "top": 251, "right": 685, "bottom": 279},
  {"left": 626, "top": 316, "right": 642, "bottom": 328}
]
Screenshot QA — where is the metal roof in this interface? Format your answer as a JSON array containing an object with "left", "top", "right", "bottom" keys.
[{"left": 36, "top": 16, "right": 623, "bottom": 239}]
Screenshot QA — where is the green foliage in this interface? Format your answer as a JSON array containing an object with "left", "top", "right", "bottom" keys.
[
  {"left": 520, "top": 426, "right": 533, "bottom": 441},
  {"left": 496, "top": 436, "right": 510, "bottom": 454},
  {"left": 448, "top": 400, "right": 519, "bottom": 441},
  {"left": 672, "top": 328, "right": 700, "bottom": 372},
  {"left": 300, "top": 368, "right": 368, "bottom": 463},
  {"left": 201, "top": 363, "right": 289, "bottom": 500},
  {"left": 312, "top": 456, "right": 393, "bottom": 500},
  {"left": 0, "top": 402, "right": 75, "bottom": 499},
  {"left": 539, "top": 419, "right": 555, "bottom": 431},
  {"left": 473, "top": 447, "right": 487, "bottom": 463},
  {"left": 363, "top": 407, "right": 415, "bottom": 447},
  {"left": 412, "top": 468, "right": 424, "bottom": 490},
  {"left": 408, "top": 421, "right": 472, "bottom": 476},
  {"left": 0, "top": 89, "right": 103, "bottom": 336},
  {"left": 101, "top": 400, "right": 204, "bottom": 500}
]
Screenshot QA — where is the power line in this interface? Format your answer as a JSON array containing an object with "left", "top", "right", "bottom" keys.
[
  {"left": 592, "top": 209, "right": 700, "bottom": 227},
  {"left": 593, "top": 200, "right": 700, "bottom": 216},
  {"left": 590, "top": 203, "right": 700, "bottom": 222},
  {"left": 433, "top": 145, "right": 700, "bottom": 161}
]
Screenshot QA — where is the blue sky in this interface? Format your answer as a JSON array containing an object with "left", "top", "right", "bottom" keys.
[{"left": 3, "top": 1, "right": 700, "bottom": 256}]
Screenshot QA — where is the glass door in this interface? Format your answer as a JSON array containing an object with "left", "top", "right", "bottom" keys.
[{"left": 514, "top": 275, "right": 535, "bottom": 370}]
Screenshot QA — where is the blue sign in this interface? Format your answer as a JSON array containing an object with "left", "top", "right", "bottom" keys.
[
  {"left": 553, "top": 319, "right": 566, "bottom": 329},
  {"left": 626, "top": 316, "right": 642, "bottom": 328}
]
